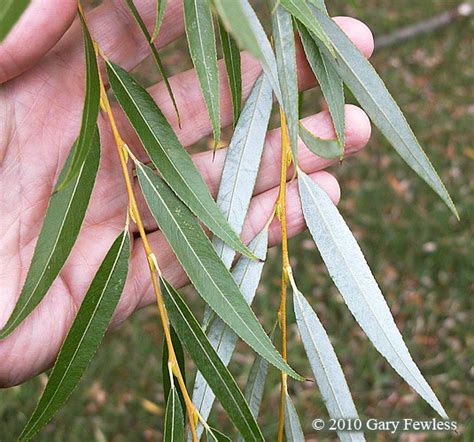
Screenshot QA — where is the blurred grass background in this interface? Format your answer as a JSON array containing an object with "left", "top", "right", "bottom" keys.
[{"left": 1, "top": 0, "right": 472, "bottom": 440}]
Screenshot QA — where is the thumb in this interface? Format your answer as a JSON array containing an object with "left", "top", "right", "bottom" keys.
[{"left": 0, "top": 0, "right": 78, "bottom": 83}]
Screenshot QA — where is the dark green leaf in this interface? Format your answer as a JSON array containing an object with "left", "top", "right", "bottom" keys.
[
  {"left": 206, "top": 427, "right": 231, "bottom": 441},
  {"left": 19, "top": 230, "right": 130, "bottom": 440},
  {"left": 137, "top": 166, "right": 300, "bottom": 380},
  {"left": 184, "top": 0, "right": 220, "bottom": 146},
  {"left": 298, "top": 170, "right": 448, "bottom": 418},
  {"left": 0, "top": 0, "right": 30, "bottom": 41},
  {"left": 124, "top": 0, "right": 180, "bottom": 124},
  {"left": 299, "top": 121, "right": 341, "bottom": 159},
  {"left": 161, "top": 279, "right": 264, "bottom": 441},
  {"left": 297, "top": 21, "right": 345, "bottom": 148},
  {"left": 218, "top": 19, "right": 242, "bottom": 126},
  {"left": 106, "top": 61, "right": 253, "bottom": 258},
  {"left": 310, "top": 8, "right": 458, "bottom": 217},
  {"left": 163, "top": 387, "right": 185, "bottom": 442},
  {"left": 162, "top": 326, "right": 186, "bottom": 417},
  {"left": 55, "top": 10, "right": 100, "bottom": 190},
  {"left": 270, "top": 1, "right": 299, "bottom": 165},
  {"left": 0, "top": 133, "right": 100, "bottom": 339},
  {"left": 151, "top": 0, "right": 167, "bottom": 42}
]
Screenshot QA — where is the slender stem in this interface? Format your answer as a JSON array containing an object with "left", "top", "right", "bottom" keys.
[
  {"left": 277, "top": 108, "right": 291, "bottom": 442},
  {"left": 84, "top": 9, "right": 198, "bottom": 437}
]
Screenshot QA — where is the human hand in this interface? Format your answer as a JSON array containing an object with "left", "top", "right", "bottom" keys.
[{"left": 0, "top": 0, "right": 373, "bottom": 387}]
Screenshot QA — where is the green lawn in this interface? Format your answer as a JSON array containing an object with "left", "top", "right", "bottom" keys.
[{"left": 2, "top": 1, "right": 473, "bottom": 440}]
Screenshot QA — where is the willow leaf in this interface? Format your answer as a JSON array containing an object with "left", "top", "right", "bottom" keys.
[
  {"left": 151, "top": 0, "right": 167, "bottom": 42},
  {"left": 19, "top": 230, "right": 130, "bottom": 440},
  {"left": 124, "top": 0, "right": 179, "bottom": 124},
  {"left": 291, "top": 279, "right": 364, "bottom": 442},
  {"left": 193, "top": 230, "right": 269, "bottom": 439},
  {"left": 56, "top": 10, "right": 100, "bottom": 190},
  {"left": 299, "top": 121, "right": 341, "bottom": 159},
  {"left": 310, "top": 8, "right": 457, "bottom": 217},
  {"left": 297, "top": 21, "right": 345, "bottom": 148},
  {"left": 161, "top": 279, "right": 264, "bottom": 441},
  {"left": 308, "top": 0, "right": 328, "bottom": 14},
  {"left": 212, "top": 0, "right": 282, "bottom": 103},
  {"left": 218, "top": 19, "right": 242, "bottom": 126},
  {"left": 213, "top": 74, "right": 272, "bottom": 269},
  {"left": 278, "top": 0, "right": 334, "bottom": 56},
  {"left": 270, "top": 1, "right": 299, "bottom": 165},
  {"left": 0, "top": 133, "right": 100, "bottom": 339},
  {"left": 297, "top": 170, "right": 448, "bottom": 418},
  {"left": 137, "top": 166, "right": 300, "bottom": 379},
  {"left": 284, "top": 392, "right": 305, "bottom": 442},
  {"left": 106, "top": 61, "right": 253, "bottom": 259},
  {"left": 0, "top": 0, "right": 30, "bottom": 41},
  {"left": 184, "top": 0, "right": 220, "bottom": 146},
  {"left": 206, "top": 427, "right": 232, "bottom": 442},
  {"left": 162, "top": 326, "right": 186, "bottom": 417},
  {"left": 163, "top": 387, "right": 184, "bottom": 442}
]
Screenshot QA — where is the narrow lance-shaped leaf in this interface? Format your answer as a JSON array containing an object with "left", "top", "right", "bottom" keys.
[
  {"left": 106, "top": 61, "right": 254, "bottom": 259},
  {"left": 212, "top": 0, "right": 282, "bottom": 103},
  {"left": 161, "top": 279, "right": 265, "bottom": 441},
  {"left": 163, "top": 387, "right": 185, "bottom": 442},
  {"left": 299, "top": 121, "right": 341, "bottom": 160},
  {"left": 309, "top": 7, "right": 458, "bottom": 217},
  {"left": 56, "top": 10, "right": 100, "bottom": 190},
  {"left": 162, "top": 326, "right": 186, "bottom": 417},
  {"left": 290, "top": 276, "right": 365, "bottom": 442},
  {"left": 0, "top": 0, "right": 30, "bottom": 41},
  {"left": 278, "top": 0, "right": 334, "bottom": 56},
  {"left": 194, "top": 230, "right": 269, "bottom": 439},
  {"left": 206, "top": 427, "right": 232, "bottom": 442},
  {"left": 270, "top": 0, "right": 300, "bottom": 165},
  {"left": 124, "top": 0, "right": 180, "bottom": 124},
  {"left": 284, "top": 392, "right": 305, "bottom": 442},
  {"left": 137, "top": 166, "right": 300, "bottom": 380},
  {"left": 297, "top": 170, "right": 448, "bottom": 418},
  {"left": 19, "top": 230, "right": 130, "bottom": 440},
  {"left": 151, "top": 0, "right": 167, "bottom": 42},
  {"left": 0, "top": 132, "right": 100, "bottom": 339},
  {"left": 297, "top": 21, "right": 345, "bottom": 149},
  {"left": 218, "top": 19, "right": 242, "bottom": 126},
  {"left": 308, "top": 0, "right": 328, "bottom": 14},
  {"left": 184, "top": 0, "right": 220, "bottom": 147}
]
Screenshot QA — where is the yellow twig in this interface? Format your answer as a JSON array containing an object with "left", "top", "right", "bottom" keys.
[{"left": 276, "top": 108, "right": 291, "bottom": 442}]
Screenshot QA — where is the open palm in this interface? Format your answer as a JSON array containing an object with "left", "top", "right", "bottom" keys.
[{"left": 0, "top": 0, "right": 373, "bottom": 387}]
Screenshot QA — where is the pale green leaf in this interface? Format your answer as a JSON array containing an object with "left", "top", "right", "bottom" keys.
[
  {"left": 56, "top": 11, "right": 100, "bottom": 190},
  {"left": 270, "top": 1, "right": 300, "bottom": 165},
  {"left": 283, "top": 392, "right": 305, "bottom": 442},
  {"left": 106, "top": 61, "right": 253, "bottom": 259},
  {"left": 137, "top": 166, "right": 300, "bottom": 379},
  {"left": 0, "top": 0, "right": 30, "bottom": 41},
  {"left": 19, "top": 230, "right": 130, "bottom": 440},
  {"left": 184, "top": 0, "right": 220, "bottom": 146},
  {"left": 298, "top": 170, "right": 448, "bottom": 418},
  {"left": 193, "top": 230, "right": 269, "bottom": 438},
  {"left": 0, "top": 133, "right": 100, "bottom": 339},
  {"left": 124, "top": 0, "right": 180, "bottom": 124},
  {"left": 151, "top": 0, "right": 167, "bottom": 42},
  {"left": 218, "top": 19, "right": 242, "bottom": 126},
  {"left": 212, "top": 0, "right": 282, "bottom": 103},
  {"left": 299, "top": 121, "right": 341, "bottom": 159},
  {"left": 297, "top": 21, "right": 344, "bottom": 148},
  {"left": 291, "top": 279, "right": 364, "bottom": 442},
  {"left": 163, "top": 387, "right": 184, "bottom": 442},
  {"left": 278, "top": 0, "right": 334, "bottom": 56},
  {"left": 310, "top": 8, "right": 457, "bottom": 217},
  {"left": 161, "top": 279, "right": 264, "bottom": 441}
]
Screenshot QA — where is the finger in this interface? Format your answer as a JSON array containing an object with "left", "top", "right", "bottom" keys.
[
  {"left": 116, "top": 170, "right": 340, "bottom": 323},
  {"left": 116, "top": 16, "right": 374, "bottom": 151},
  {"left": 132, "top": 104, "right": 371, "bottom": 232},
  {"left": 0, "top": 0, "right": 78, "bottom": 83}
]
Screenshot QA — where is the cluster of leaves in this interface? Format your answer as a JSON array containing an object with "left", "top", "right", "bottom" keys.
[{"left": 0, "top": 0, "right": 457, "bottom": 440}]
